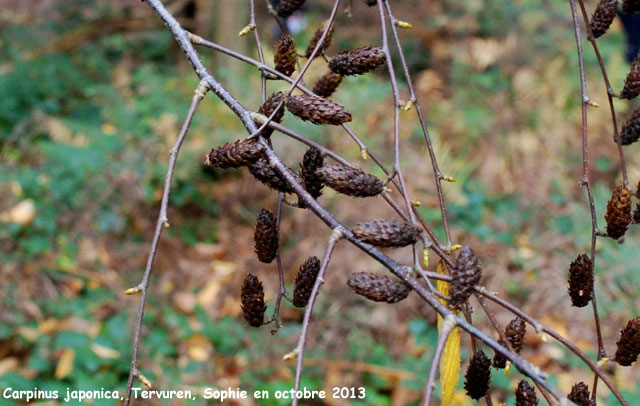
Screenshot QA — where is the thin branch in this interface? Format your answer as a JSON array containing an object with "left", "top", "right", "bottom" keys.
[
  {"left": 123, "top": 81, "right": 208, "bottom": 406},
  {"left": 287, "top": 231, "right": 341, "bottom": 406},
  {"left": 422, "top": 315, "right": 457, "bottom": 406},
  {"left": 568, "top": 3, "right": 607, "bottom": 402},
  {"left": 382, "top": 1, "right": 453, "bottom": 245},
  {"left": 268, "top": 193, "right": 292, "bottom": 334},
  {"left": 576, "top": 0, "right": 629, "bottom": 186}
]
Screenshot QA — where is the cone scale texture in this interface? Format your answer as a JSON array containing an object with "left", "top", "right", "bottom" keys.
[
  {"left": 205, "top": 140, "right": 264, "bottom": 169},
  {"left": 464, "top": 350, "right": 491, "bottom": 400},
  {"left": 620, "top": 53, "right": 640, "bottom": 99},
  {"left": 347, "top": 272, "right": 411, "bottom": 303},
  {"left": 249, "top": 157, "right": 299, "bottom": 194},
  {"left": 315, "top": 164, "right": 384, "bottom": 197},
  {"left": 286, "top": 95, "right": 352, "bottom": 125},
  {"left": 293, "top": 256, "right": 321, "bottom": 307},
  {"left": 567, "top": 382, "right": 591, "bottom": 406},
  {"left": 618, "top": 106, "right": 640, "bottom": 145},
  {"left": 351, "top": 219, "right": 419, "bottom": 247},
  {"left": 515, "top": 381, "right": 538, "bottom": 406},
  {"left": 605, "top": 185, "right": 632, "bottom": 239},
  {"left": 276, "top": 0, "right": 305, "bottom": 18},
  {"left": 568, "top": 254, "right": 594, "bottom": 307},
  {"left": 590, "top": 0, "right": 618, "bottom": 38},
  {"left": 256, "top": 92, "right": 286, "bottom": 138},
  {"left": 305, "top": 23, "right": 333, "bottom": 58},
  {"left": 449, "top": 246, "right": 482, "bottom": 308},
  {"left": 328, "top": 46, "right": 385, "bottom": 76},
  {"left": 615, "top": 317, "right": 640, "bottom": 366},
  {"left": 254, "top": 209, "right": 279, "bottom": 264},
  {"left": 493, "top": 317, "right": 526, "bottom": 368},
  {"left": 313, "top": 72, "right": 343, "bottom": 98},
  {"left": 274, "top": 34, "right": 297, "bottom": 77},
  {"left": 241, "top": 273, "right": 267, "bottom": 327}
]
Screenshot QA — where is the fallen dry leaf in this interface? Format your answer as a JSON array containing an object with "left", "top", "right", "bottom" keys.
[{"left": 55, "top": 348, "right": 75, "bottom": 379}]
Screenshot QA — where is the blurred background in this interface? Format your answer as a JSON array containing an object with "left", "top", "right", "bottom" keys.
[{"left": 1, "top": 0, "right": 640, "bottom": 404}]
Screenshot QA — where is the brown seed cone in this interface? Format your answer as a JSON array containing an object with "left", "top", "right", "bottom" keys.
[
  {"left": 617, "top": 106, "right": 640, "bottom": 145},
  {"left": 493, "top": 317, "right": 526, "bottom": 368},
  {"left": 298, "top": 147, "right": 325, "bottom": 208},
  {"left": 249, "top": 157, "right": 299, "bottom": 194},
  {"left": 351, "top": 219, "right": 419, "bottom": 248},
  {"left": 614, "top": 317, "right": 640, "bottom": 366},
  {"left": 256, "top": 92, "right": 286, "bottom": 138},
  {"left": 590, "top": 0, "right": 618, "bottom": 38},
  {"left": 605, "top": 185, "right": 632, "bottom": 239},
  {"left": 492, "top": 339, "right": 509, "bottom": 369},
  {"left": 515, "top": 381, "right": 538, "bottom": 406},
  {"left": 315, "top": 164, "right": 384, "bottom": 197},
  {"left": 276, "top": 0, "right": 305, "bottom": 18},
  {"left": 312, "top": 72, "right": 343, "bottom": 98},
  {"left": 293, "top": 256, "right": 321, "bottom": 307},
  {"left": 241, "top": 273, "right": 267, "bottom": 327},
  {"left": 620, "top": 53, "right": 640, "bottom": 99},
  {"left": 274, "top": 34, "right": 297, "bottom": 77},
  {"left": 204, "top": 139, "right": 264, "bottom": 169},
  {"left": 254, "top": 209, "right": 279, "bottom": 263},
  {"left": 347, "top": 272, "right": 411, "bottom": 303},
  {"left": 449, "top": 246, "right": 483, "bottom": 308},
  {"left": 567, "top": 382, "right": 591, "bottom": 406},
  {"left": 305, "top": 23, "right": 334, "bottom": 58},
  {"left": 568, "top": 254, "right": 594, "bottom": 307},
  {"left": 633, "top": 202, "right": 640, "bottom": 224},
  {"left": 286, "top": 94, "right": 352, "bottom": 125},
  {"left": 623, "top": 0, "right": 640, "bottom": 13},
  {"left": 328, "top": 46, "right": 385, "bottom": 76},
  {"left": 464, "top": 350, "right": 491, "bottom": 400}
]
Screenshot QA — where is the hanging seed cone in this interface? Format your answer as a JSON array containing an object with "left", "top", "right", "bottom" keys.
[
  {"left": 492, "top": 338, "right": 509, "bottom": 369},
  {"left": 493, "top": 317, "right": 526, "bottom": 368},
  {"left": 590, "top": 0, "right": 618, "bottom": 38},
  {"left": 618, "top": 107, "right": 640, "bottom": 145},
  {"left": 256, "top": 92, "right": 286, "bottom": 138},
  {"left": 254, "top": 209, "right": 279, "bottom": 263},
  {"left": 241, "top": 273, "right": 267, "bottom": 327},
  {"left": 293, "top": 256, "right": 321, "bottom": 307},
  {"left": 620, "top": 53, "right": 640, "bottom": 99},
  {"left": 633, "top": 203, "right": 640, "bottom": 224},
  {"left": 298, "top": 147, "right": 325, "bottom": 208},
  {"left": 568, "top": 254, "right": 594, "bottom": 307},
  {"left": 604, "top": 185, "right": 632, "bottom": 239},
  {"left": 276, "top": 0, "right": 305, "bottom": 18},
  {"left": 351, "top": 219, "right": 419, "bottom": 248},
  {"left": 305, "top": 22, "right": 334, "bottom": 58},
  {"left": 464, "top": 350, "right": 491, "bottom": 400},
  {"left": 274, "top": 34, "right": 297, "bottom": 77},
  {"left": 328, "top": 46, "right": 385, "bottom": 76},
  {"left": 347, "top": 272, "right": 411, "bottom": 303},
  {"left": 567, "top": 382, "right": 591, "bottom": 406},
  {"left": 614, "top": 316, "right": 640, "bottom": 366},
  {"left": 204, "top": 139, "right": 264, "bottom": 169},
  {"left": 623, "top": 0, "right": 640, "bottom": 13},
  {"left": 449, "top": 246, "right": 482, "bottom": 308},
  {"left": 313, "top": 72, "right": 343, "bottom": 98},
  {"left": 515, "top": 381, "right": 538, "bottom": 406},
  {"left": 249, "top": 157, "right": 299, "bottom": 194},
  {"left": 286, "top": 94, "right": 352, "bottom": 125},
  {"left": 315, "top": 163, "right": 384, "bottom": 197}
]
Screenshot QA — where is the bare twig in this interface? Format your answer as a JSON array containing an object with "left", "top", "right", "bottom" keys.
[
  {"left": 123, "top": 80, "right": 209, "bottom": 406},
  {"left": 287, "top": 230, "right": 341, "bottom": 406},
  {"left": 422, "top": 315, "right": 457, "bottom": 406}
]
